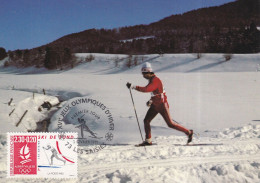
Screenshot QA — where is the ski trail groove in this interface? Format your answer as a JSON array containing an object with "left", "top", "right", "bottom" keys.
[{"left": 80, "top": 154, "right": 260, "bottom": 173}]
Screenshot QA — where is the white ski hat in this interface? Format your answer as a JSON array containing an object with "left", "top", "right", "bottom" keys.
[{"left": 141, "top": 62, "right": 153, "bottom": 73}]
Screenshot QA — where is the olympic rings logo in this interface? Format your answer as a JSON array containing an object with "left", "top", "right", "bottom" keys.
[{"left": 19, "top": 168, "right": 31, "bottom": 174}]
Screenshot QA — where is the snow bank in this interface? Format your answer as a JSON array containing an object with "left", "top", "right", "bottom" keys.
[
  {"left": 9, "top": 94, "right": 59, "bottom": 131},
  {"left": 218, "top": 123, "right": 260, "bottom": 139}
]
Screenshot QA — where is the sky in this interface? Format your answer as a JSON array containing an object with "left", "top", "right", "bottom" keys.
[{"left": 0, "top": 0, "right": 235, "bottom": 51}]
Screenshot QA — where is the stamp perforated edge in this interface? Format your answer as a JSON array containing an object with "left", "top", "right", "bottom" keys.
[{"left": 6, "top": 132, "right": 78, "bottom": 179}]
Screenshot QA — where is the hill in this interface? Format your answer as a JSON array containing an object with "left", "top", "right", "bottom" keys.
[
  {"left": 47, "top": 0, "right": 260, "bottom": 53},
  {"left": 3, "top": 0, "right": 260, "bottom": 69}
]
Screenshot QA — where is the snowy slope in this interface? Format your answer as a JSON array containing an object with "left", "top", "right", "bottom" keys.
[
  {"left": 73, "top": 53, "right": 260, "bottom": 74},
  {"left": 0, "top": 53, "right": 259, "bottom": 183}
]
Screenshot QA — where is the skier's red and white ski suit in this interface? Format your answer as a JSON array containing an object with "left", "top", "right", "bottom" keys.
[{"left": 135, "top": 75, "right": 190, "bottom": 139}]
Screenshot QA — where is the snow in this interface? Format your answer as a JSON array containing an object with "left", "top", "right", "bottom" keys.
[
  {"left": 120, "top": 36, "right": 155, "bottom": 43},
  {"left": 8, "top": 95, "right": 59, "bottom": 131},
  {"left": 0, "top": 53, "right": 260, "bottom": 182}
]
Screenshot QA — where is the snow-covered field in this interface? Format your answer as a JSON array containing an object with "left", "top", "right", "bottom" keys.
[{"left": 0, "top": 53, "right": 260, "bottom": 182}]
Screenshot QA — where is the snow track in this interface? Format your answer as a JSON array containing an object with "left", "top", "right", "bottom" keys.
[
  {"left": 82, "top": 154, "right": 260, "bottom": 173},
  {"left": 77, "top": 133, "right": 260, "bottom": 183}
]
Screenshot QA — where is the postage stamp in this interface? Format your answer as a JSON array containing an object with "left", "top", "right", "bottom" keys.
[{"left": 7, "top": 132, "right": 77, "bottom": 179}]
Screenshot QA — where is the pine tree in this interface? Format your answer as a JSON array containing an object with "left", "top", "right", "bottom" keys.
[
  {"left": 44, "top": 47, "right": 57, "bottom": 69},
  {"left": 0, "top": 47, "right": 7, "bottom": 60}
]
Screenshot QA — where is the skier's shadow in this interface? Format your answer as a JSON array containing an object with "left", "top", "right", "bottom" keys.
[
  {"left": 104, "top": 144, "right": 131, "bottom": 146},
  {"left": 156, "top": 58, "right": 197, "bottom": 72},
  {"left": 186, "top": 60, "right": 226, "bottom": 72},
  {"left": 97, "top": 143, "right": 224, "bottom": 146},
  {"left": 173, "top": 143, "right": 223, "bottom": 146}
]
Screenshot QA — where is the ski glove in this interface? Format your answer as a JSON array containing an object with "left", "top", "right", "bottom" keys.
[
  {"left": 146, "top": 99, "right": 153, "bottom": 107},
  {"left": 126, "top": 82, "right": 136, "bottom": 89},
  {"left": 126, "top": 82, "right": 131, "bottom": 89}
]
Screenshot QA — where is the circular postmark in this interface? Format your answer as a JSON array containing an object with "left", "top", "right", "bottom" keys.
[{"left": 50, "top": 97, "right": 115, "bottom": 154}]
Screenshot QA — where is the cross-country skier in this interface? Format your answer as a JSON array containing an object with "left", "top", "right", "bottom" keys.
[
  {"left": 43, "top": 144, "right": 66, "bottom": 165},
  {"left": 126, "top": 62, "right": 193, "bottom": 146},
  {"left": 75, "top": 117, "right": 99, "bottom": 138}
]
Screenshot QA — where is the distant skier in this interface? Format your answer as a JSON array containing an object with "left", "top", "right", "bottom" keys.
[
  {"left": 127, "top": 62, "right": 193, "bottom": 146},
  {"left": 43, "top": 144, "right": 66, "bottom": 165}
]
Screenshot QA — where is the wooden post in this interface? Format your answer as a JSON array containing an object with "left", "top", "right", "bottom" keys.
[
  {"left": 9, "top": 109, "right": 15, "bottom": 116},
  {"left": 16, "top": 110, "right": 28, "bottom": 127},
  {"left": 43, "top": 89, "right": 46, "bottom": 95},
  {"left": 43, "top": 120, "right": 47, "bottom": 132},
  {"left": 8, "top": 98, "right": 13, "bottom": 106}
]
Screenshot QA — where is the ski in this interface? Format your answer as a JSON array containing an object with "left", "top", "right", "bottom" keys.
[
  {"left": 174, "top": 143, "right": 223, "bottom": 146},
  {"left": 134, "top": 143, "right": 223, "bottom": 147},
  {"left": 38, "top": 165, "right": 61, "bottom": 168},
  {"left": 135, "top": 143, "right": 157, "bottom": 147},
  {"left": 89, "top": 136, "right": 103, "bottom": 139}
]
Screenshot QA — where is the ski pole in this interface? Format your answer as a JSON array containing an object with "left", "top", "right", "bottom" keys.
[
  {"left": 43, "top": 147, "right": 51, "bottom": 165},
  {"left": 128, "top": 88, "right": 144, "bottom": 142}
]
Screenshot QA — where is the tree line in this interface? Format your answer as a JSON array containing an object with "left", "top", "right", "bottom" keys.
[{"left": 1, "top": 0, "right": 259, "bottom": 69}]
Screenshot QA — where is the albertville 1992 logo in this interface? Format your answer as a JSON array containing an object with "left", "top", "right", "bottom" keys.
[
  {"left": 10, "top": 135, "right": 37, "bottom": 175},
  {"left": 54, "top": 97, "right": 115, "bottom": 154}
]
